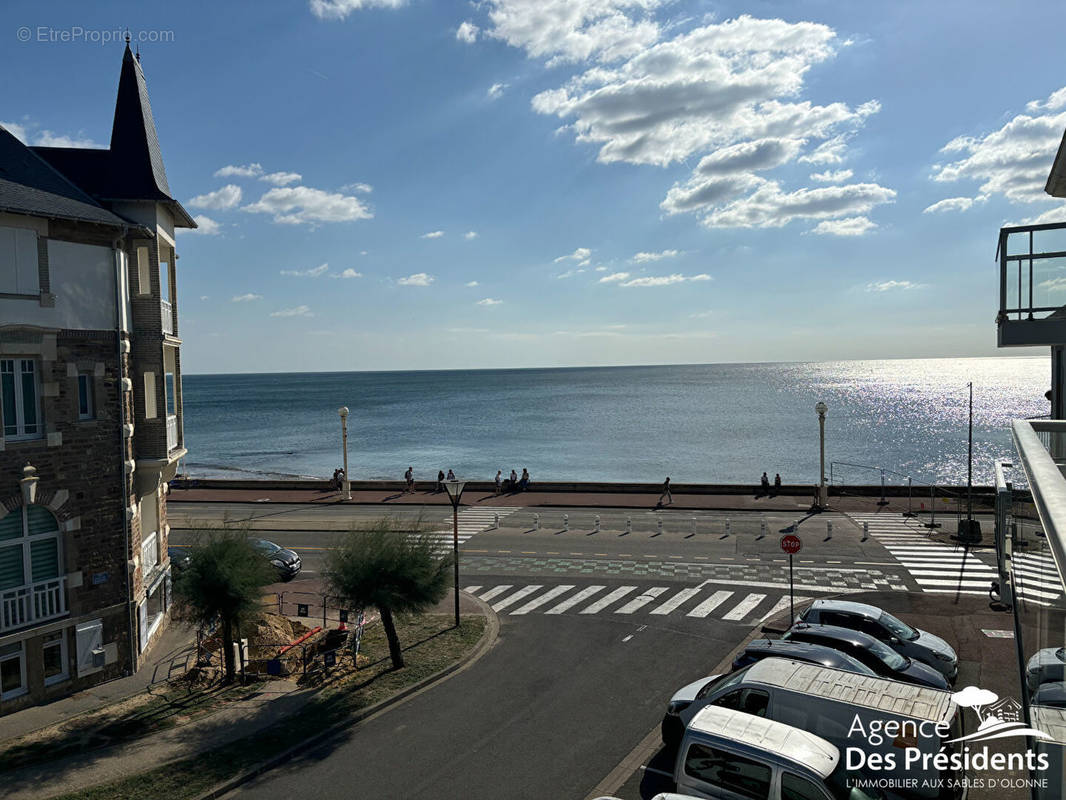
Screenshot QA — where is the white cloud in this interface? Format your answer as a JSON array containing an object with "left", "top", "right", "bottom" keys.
[
  {"left": 487, "top": 83, "right": 508, "bottom": 99},
  {"left": 281, "top": 263, "right": 330, "bottom": 278},
  {"left": 398, "top": 272, "right": 434, "bottom": 286},
  {"left": 694, "top": 138, "right": 806, "bottom": 176},
  {"left": 464, "top": 231, "right": 479, "bottom": 239},
  {"left": 554, "top": 247, "right": 592, "bottom": 266},
  {"left": 556, "top": 269, "right": 586, "bottom": 279},
  {"left": 631, "top": 249, "right": 680, "bottom": 263},
  {"left": 620, "top": 273, "right": 710, "bottom": 287},
  {"left": 689, "top": 309, "right": 713, "bottom": 318},
  {"left": 457, "top": 21, "right": 480, "bottom": 43},
  {"left": 810, "top": 216, "right": 878, "bottom": 236},
  {"left": 214, "top": 163, "right": 263, "bottom": 178},
  {"left": 340, "top": 182, "right": 373, "bottom": 193},
  {"left": 922, "top": 196, "right": 976, "bottom": 214},
  {"left": 270, "top": 305, "right": 314, "bottom": 317},
  {"left": 1039, "top": 277, "right": 1066, "bottom": 293},
  {"left": 200, "top": 295, "right": 210, "bottom": 301},
  {"left": 930, "top": 86, "right": 1066, "bottom": 204},
  {"left": 477, "top": 298, "right": 503, "bottom": 306},
  {"left": 799, "top": 135, "right": 850, "bottom": 165},
  {"left": 594, "top": 265, "right": 608, "bottom": 271},
  {"left": 466, "top": 280, "right": 480, "bottom": 287},
  {"left": 599, "top": 271, "right": 631, "bottom": 283},
  {"left": 2, "top": 120, "right": 101, "bottom": 148},
  {"left": 260, "top": 171, "right": 302, "bottom": 186},
  {"left": 421, "top": 230, "right": 445, "bottom": 239},
  {"left": 866, "top": 280, "right": 922, "bottom": 292},
  {"left": 189, "top": 184, "right": 242, "bottom": 210},
  {"left": 182, "top": 215, "right": 221, "bottom": 235},
  {"left": 309, "top": 0, "right": 405, "bottom": 20},
  {"left": 231, "top": 293, "right": 262, "bottom": 302},
  {"left": 810, "top": 169, "right": 853, "bottom": 183},
  {"left": 704, "top": 181, "right": 895, "bottom": 229},
  {"left": 1017, "top": 206, "right": 1066, "bottom": 226},
  {"left": 242, "top": 186, "right": 372, "bottom": 225},
  {"left": 336, "top": 268, "right": 363, "bottom": 278}
]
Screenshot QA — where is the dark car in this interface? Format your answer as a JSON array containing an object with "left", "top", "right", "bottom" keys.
[
  {"left": 251, "top": 538, "right": 301, "bottom": 581},
  {"left": 784, "top": 623, "right": 950, "bottom": 690},
  {"left": 167, "top": 546, "right": 191, "bottom": 572},
  {"left": 797, "top": 598, "right": 958, "bottom": 682},
  {"left": 1032, "top": 681, "right": 1066, "bottom": 708},
  {"left": 731, "top": 638, "right": 878, "bottom": 676}
]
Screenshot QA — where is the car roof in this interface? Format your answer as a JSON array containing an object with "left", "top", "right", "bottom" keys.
[
  {"left": 741, "top": 658, "right": 954, "bottom": 722},
  {"left": 745, "top": 639, "right": 869, "bottom": 667},
  {"left": 687, "top": 706, "right": 839, "bottom": 779},
  {"left": 809, "top": 598, "right": 882, "bottom": 619},
  {"left": 788, "top": 623, "right": 879, "bottom": 648}
]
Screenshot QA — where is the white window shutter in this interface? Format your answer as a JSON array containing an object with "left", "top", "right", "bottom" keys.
[
  {"left": 138, "top": 601, "right": 148, "bottom": 652},
  {"left": 143, "top": 372, "right": 157, "bottom": 419},
  {"left": 137, "top": 247, "right": 151, "bottom": 295},
  {"left": 75, "top": 620, "right": 103, "bottom": 676}
]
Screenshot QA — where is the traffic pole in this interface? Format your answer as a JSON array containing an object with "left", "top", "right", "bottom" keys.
[{"left": 789, "top": 552, "right": 794, "bottom": 621}]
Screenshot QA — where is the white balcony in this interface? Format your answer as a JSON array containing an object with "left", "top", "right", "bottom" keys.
[
  {"left": 1, "top": 576, "right": 67, "bottom": 634},
  {"left": 161, "top": 300, "right": 174, "bottom": 335},
  {"left": 166, "top": 414, "right": 179, "bottom": 452}
]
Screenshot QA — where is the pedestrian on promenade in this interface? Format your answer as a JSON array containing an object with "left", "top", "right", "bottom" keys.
[
  {"left": 773, "top": 473, "right": 782, "bottom": 495},
  {"left": 447, "top": 468, "right": 456, "bottom": 481},
  {"left": 760, "top": 472, "right": 770, "bottom": 496},
  {"left": 509, "top": 468, "right": 518, "bottom": 492},
  {"left": 405, "top": 466, "right": 414, "bottom": 493},
  {"left": 332, "top": 468, "right": 342, "bottom": 491},
  {"left": 519, "top": 468, "right": 530, "bottom": 491},
  {"left": 494, "top": 470, "right": 502, "bottom": 496},
  {"left": 437, "top": 470, "right": 445, "bottom": 493},
  {"left": 659, "top": 477, "right": 672, "bottom": 506}
]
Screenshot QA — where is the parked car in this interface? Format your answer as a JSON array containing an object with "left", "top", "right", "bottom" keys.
[
  {"left": 661, "top": 658, "right": 961, "bottom": 798},
  {"left": 783, "top": 623, "right": 950, "bottom": 689},
  {"left": 251, "top": 538, "right": 301, "bottom": 581},
  {"left": 732, "top": 638, "right": 878, "bottom": 676},
  {"left": 669, "top": 706, "right": 883, "bottom": 800},
  {"left": 1032, "top": 681, "right": 1066, "bottom": 708},
  {"left": 796, "top": 599, "right": 958, "bottom": 682},
  {"left": 1026, "top": 647, "right": 1066, "bottom": 692},
  {"left": 167, "top": 546, "right": 191, "bottom": 572}
]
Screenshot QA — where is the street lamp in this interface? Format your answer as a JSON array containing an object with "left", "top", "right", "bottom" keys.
[
  {"left": 338, "top": 407, "right": 351, "bottom": 501},
  {"left": 443, "top": 478, "right": 467, "bottom": 628},
  {"left": 815, "top": 402, "right": 828, "bottom": 509},
  {"left": 20, "top": 463, "right": 39, "bottom": 505}
]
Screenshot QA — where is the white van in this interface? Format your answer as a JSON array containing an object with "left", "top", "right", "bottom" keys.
[
  {"left": 662, "top": 658, "right": 965, "bottom": 800},
  {"left": 670, "top": 706, "right": 881, "bottom": 800}
]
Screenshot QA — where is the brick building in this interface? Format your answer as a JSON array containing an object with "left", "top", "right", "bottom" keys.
[{"left": 0, "top": 42, "right": 193, "bottom": 714}]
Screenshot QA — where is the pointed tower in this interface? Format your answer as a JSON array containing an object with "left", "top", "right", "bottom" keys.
[{"left": 109, "top": 42, "right": 173, "bottom": 201}]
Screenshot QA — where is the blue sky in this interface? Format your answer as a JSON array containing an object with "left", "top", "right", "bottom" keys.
[{"left": 3, "top": 0, "right": 1065, "bottom": 373}]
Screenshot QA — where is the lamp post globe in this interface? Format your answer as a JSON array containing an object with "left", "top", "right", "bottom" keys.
[
  {"left": 815, "top": 402, "right": 827, "bottom": 508},
  {"left": 338, "top": 407, "right": 351, "bottom": 501}
]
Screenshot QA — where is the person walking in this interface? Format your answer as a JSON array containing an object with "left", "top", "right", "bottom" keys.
[
  {"left": 659, "top": 477, "right": 672, "bottom": 506},
  {"left": 773, "top": 473, "right": 782, "bottom": 495},
  {"left": 494, "top": 470, "right": 502, "bottom": 496},
  {"left": 437, "top": 470, "right": 445, "bottom": 493},
  {"left": 519, "top": 468, "right": 530, "bottom": 491},
  {"left": 509, "top": 469, "right": 518, "bottom": 492},
  {"left": 405, "top": 466, "right": 414, "bottom": 494},
  {"left": 760, "top": 472, "right": 770, "bottom": 495},
  {"left": 446, "top": 468, "right": 456, "bottom": 481}
]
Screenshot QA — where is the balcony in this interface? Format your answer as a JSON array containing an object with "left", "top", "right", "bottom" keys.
[
  {"left": 1, "top": 576, "right": 67, "bottom": 634},
  {"left": 161, "top": 300, "right": 174, "bottom": 335},
  {"left": 166, "top": 414, "right": 179, "bottom": 452},
  {"left": 997, "top": 222, "right": 1066, "bottom": 347}
]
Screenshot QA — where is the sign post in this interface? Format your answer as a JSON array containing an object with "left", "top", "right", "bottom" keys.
[{"left": 780, "top": 534, "right": 803, "bottom": 621}]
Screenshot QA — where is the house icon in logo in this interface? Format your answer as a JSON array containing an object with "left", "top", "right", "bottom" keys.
[{"left": 987, "top": 697, "right": 1023, "bottom": 724}]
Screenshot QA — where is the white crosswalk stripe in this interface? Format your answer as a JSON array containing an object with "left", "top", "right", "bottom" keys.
[
  {"left": 849, "top": 512, "right": 998, "bottom": 596},
  {"left": 424, "top": 506, "right": 521, "bottom": 553},
  {"left": 465, "top": 582, "right": 813, "bottom": 625}
]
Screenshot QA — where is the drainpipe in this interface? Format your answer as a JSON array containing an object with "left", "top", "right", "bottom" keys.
[{"left": 114, "top": 233, "right": 137, "bottom": 676}]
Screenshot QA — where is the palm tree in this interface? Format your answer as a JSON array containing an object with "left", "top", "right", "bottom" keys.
[
  {"left": 173, "top": 531, "right": 274, "bottom": 683},
  {"left": 325, "top": 520, "right": 451, "bottom": 669}
]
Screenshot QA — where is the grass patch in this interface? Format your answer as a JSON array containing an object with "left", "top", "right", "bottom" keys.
[{"left": 52, "top": 614, "right": 485, "bottom": 800}]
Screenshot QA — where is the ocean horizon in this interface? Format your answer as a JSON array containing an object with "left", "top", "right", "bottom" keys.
[{"left": 179, "top": 356, "right": 1048, "bottom": 487}]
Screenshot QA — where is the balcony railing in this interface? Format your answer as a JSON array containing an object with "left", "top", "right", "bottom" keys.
[
  {"left": 166, "top": 414, "right": 179, "bottom": 452},
  {"left": 161, "top": 300, "right": 174, "bottom": 335},
  {"left": 1, "top": 576, "right": 67, "bottom": 634},
  {"left": 997, "top": 222, "right": 1066, "bottom": 346}
]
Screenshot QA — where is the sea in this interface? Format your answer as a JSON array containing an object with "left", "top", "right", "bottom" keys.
[{"left": 180, "top": 357, "right": 1048, "bottom": 488}]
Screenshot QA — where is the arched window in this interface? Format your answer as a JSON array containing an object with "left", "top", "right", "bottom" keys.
[{"left": 0, "top": 505, "right": 64, "bottom": 632}]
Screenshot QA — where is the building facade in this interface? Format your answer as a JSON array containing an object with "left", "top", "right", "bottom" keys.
[{"left": 0, "top": 42, "right": 193, "bottom": 714}]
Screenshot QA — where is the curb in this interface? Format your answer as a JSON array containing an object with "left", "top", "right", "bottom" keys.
[{"left": 194, "top": 593, "right": 500, "bottom": 800}]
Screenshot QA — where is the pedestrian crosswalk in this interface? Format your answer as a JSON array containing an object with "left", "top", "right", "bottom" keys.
[
  {"left": 849, "top": 512, "right": 998, "bottom": 597},
  {"left": 463, "top": 582, "right": 810, "bottom": 626},
  {"left": 424, "top": 506, "right": 520, "bottom": 552},
  {"left": 1010, "top": 550, "right": 1064, "bottom": 605}
]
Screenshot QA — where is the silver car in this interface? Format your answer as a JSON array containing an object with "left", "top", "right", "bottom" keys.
[{"left": 797, "top": 599, "right": 958, "bottom": 682}]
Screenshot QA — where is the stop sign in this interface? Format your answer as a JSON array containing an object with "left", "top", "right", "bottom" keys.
[{"left": 780, "top": 534, "right": 802, "bottom": 554}]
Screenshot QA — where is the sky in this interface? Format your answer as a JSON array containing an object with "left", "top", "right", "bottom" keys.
[{"left": 3, "top": 0, "right": 1066, "bottom": 373}]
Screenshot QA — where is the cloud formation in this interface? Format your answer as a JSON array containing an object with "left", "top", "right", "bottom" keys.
[
  {"left": 457, "top": 21, "right": 479, "bottom": 43},
  {"left": 309, "top": 0, "right": 405, "bottom": 20},
  {"left": 866, "top": 280, "right": 922, "bottom": 292},
  {"left": 631, "top": 249, "right": 680, "bottom": 263},
  {"left": 398, "top": 272, "right": 434, "bottom": 286},
  {"left": 487, "top": 83, "right": 508, "bottom": 99},
  {"left": 231, "top": 293, "right": 262, "bottom": 302},
  {"left": 270, "top": 305, "right": 314, "bottom": 317},
  {"left": 281, "top": 263, "right": 330, "bottom": 278},
  {"left": 421, "top": 230, "right": 445, "bottom": 239},
  {"left": 810, "top": 169, "right": 853, "bottom": 183},
  {"left": 215, "top": 163, "right": 263, "bottom": 178},
  {"left": 464, "top": 231, "right": 479, "bottom": 239},
  {"left": 922, "top": 196, "right": 976, "bottom": 214},
  {"left": 2, "top": 120, "right": 101, "bottom": 148},
  {"left": 336, "top": 268, "right": 362, "bottom": 278},
  {"left": 260, "top": 171, "right": 302, "bottom": 186},
  {"left": 183, "top": 215, "right": 221, "bottom": 235},
  {"left": 243, "top": 186, "right": 372, "bottom": 225},
  {"left": 189, "top": 184, "right": 242, "bottom": 210},
  {"left": 811, "top": 216, "right": 877, "bottom": 236},
  {"left": 466, "top": 280, "right": 480, "bottom": 287},
  {"left": 477, "top": 298, "right": 503, "bottom": 305},
  {"left": 555, "top": 247, "right": 591, "bottom": 266}
]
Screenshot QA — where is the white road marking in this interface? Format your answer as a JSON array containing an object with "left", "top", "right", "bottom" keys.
[
  {"left": 580, "top": 586, "right": 638, "bottom": 614},
  {"left": 491, "top": 585, "right": 544, "bottom": 611},
  {"left": 544, "top": 585, "right": 606, "bottom": 614},
  {"left": 686, "top": 590, "right": 734, "bottom": 618},
  {"left": 615, "top": 587, "right": 669, "bottom": 614},
  {"left": 722, "top": 593, "right": 767, "bottom": 621},
  {"left": 510, "top": 585, "right": 576, "bottom": 615}
]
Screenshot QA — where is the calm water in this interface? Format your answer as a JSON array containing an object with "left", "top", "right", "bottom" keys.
[{"left": 180, "top": 357, "right": 1048, "bottom": 486}]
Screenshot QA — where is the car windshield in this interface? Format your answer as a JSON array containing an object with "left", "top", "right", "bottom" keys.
[
  {"left": 252, "top": 539, "right": 281, "bottom": 555},
  {"left": 866, "top": 639, "right": 909, "bottom": 670},
  {"left": 824, "top": 763, "right": 885, "bottom": 800},
  {"left": 879, "top": 611, "right": 919, "bottom": 641},
  {"left": 696, "top": 666, "right": 752, "bottom": 699}
]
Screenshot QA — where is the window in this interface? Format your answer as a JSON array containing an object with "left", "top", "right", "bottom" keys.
[
  {"left": 159, "top": 255, "right": 171, "bottom": 304},
  {"left": 782, "top": 772, "right": 832, "bottom": 800},
  {"left": 42, "top": 630, "right": 68, "bottom": 686},
  {"left": 143, "top": 372, "right": 157, "bottom": 419},
  {"left": 75, "top": 619, "right": 103, "bottom": 677},
  {"left": 683, "top": 743, "right": 771, "bottom": 800},
  {"left": 141, "top": 531, "right": 159, "bottom": 574},
  {"left": 0, "top": 641, "right": 26, "bottom": 700},
  {"left": 136, "top": 247, "right": 151, "bottom": 295},
  {"left": 712, "top": 688, "right": 769, "bottom": 717},
  {"left": 139, "top": 576, "right": 165, "bottom": 652},
  {"left": 0, "top": 226, "right": 40, "bottom": 295},
  {"left": 77, "top": 374, "right": 94, "bottom": 420},
  {"left": 1, "top": 359, "right": 41, "bottom": 439},
  {"left": 164, "top": 372, "right": 176, "bottom": 417},
  {"left": 0, "top": 505, "right": 62, "bottom": 596}
]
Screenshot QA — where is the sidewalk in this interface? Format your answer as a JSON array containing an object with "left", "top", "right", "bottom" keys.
[{"left": 1, "top": 620, "right": 198, "bottom": 744}]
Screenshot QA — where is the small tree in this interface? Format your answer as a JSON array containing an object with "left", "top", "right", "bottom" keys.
[
  {"left": 326, "top": 520, "right": 451, "bottom": 669},
  {"left": 174, "top": 530, "right": 274, "bottom": 683}
]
